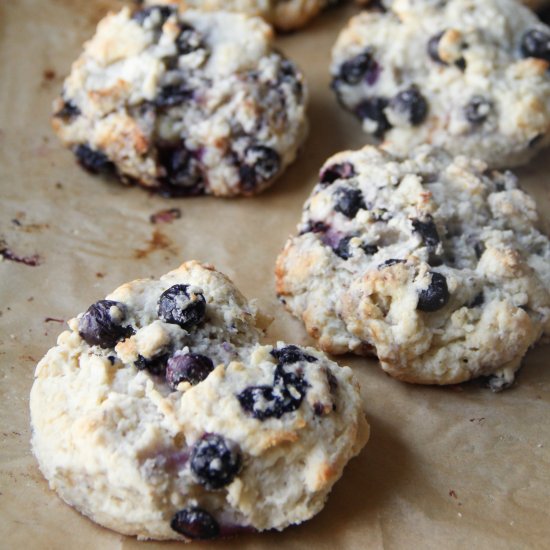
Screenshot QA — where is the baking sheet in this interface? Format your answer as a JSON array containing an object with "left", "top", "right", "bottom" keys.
[{"left": 1, "top": 1, "right": 550, "bottom": 548}]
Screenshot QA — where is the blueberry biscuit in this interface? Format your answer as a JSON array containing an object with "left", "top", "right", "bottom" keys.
[
  {"left": 358, "top": 0, "right": 550, "bottom": 11},
  {"left": 275, "top": 145, "right": 550, "bottom": 388},
  {"left": 143, "top": 0, "right": 337, "bottom": 31},
  {"left": 52, "top": 6, "right": 307, "bottom": 197},
  {"left": 30, "top": 261, "right": 368, "bottom": 540},
  {"left": 332, "top": 0, "right": 550, "bottom": 167}
]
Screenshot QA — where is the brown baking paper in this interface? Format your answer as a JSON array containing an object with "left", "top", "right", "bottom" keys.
[{"left": 1, "top": 1, "right": 550, "bottom": 548}]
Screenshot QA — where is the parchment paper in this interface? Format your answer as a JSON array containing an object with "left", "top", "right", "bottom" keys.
[{"left": 1, "top": 1, "right": 550, "bottom": 548}]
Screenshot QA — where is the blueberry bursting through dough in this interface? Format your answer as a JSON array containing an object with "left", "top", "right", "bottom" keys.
[
  {"left": 52, "top": 6, "right": 308, "bottom": 197},
  {"left": 275, "top": 145, "right": 550, "bottom": 389},
  {"left": 30, "top": 261, "right": 369, "bottom": 541},
  {"left": 331, "top": 0, "right": 550, "bottom": 167}
]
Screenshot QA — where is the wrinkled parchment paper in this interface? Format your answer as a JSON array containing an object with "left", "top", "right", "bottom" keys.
[{"left": 1, "top": 1, "right": 550, "bottom": 548}]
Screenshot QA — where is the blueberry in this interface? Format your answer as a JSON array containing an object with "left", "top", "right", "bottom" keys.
[
  {"left": 391, "top": 86, "right": 428, "bottom": 125},
  {"left": 378, "top": 258, "right": 405, "bottom": 269},
  {"left": 132, "top": 6, "right": 174, "bottom": 26},
  {"left": 361, "top": 243, "right": 379, "bottom": 255},
  {"left": 166, "top": 353, "right": 214, "bottom": 389},
  {"left": 355, "top": 98, "right": 391, "bottom": 138},
  {"left": 467, "top": 292, "right": 484, "bottom": 308},
  {"left": 299, "top": 221, "right": 329, "bottom": 235},
  {"left": 272, "top": 364, "right": 309, "bottom": 413},
  {"left": 74, "top": 144, "right": 115, "bottom": 174},
  {"left": 334, "top": 187, "right": 366, "bottom": 218},
  {"left": 411, "top": 217, "right": 440, "bottom": 248},
  {"left": 157, "top": 146, "right": 204, "bottom": 193},
  {"left": 78, "top": 300, "right": 132, "bottom": 348},
  {"left": 155, "top": 84, "right": 193, "bottom": 107},
  {"left": 239, "top": 145, "right": 281, "bottom": 191},
  {"left": 333, "top": 236, "right": 353, "bottom": 260},
  {"left": 190, "top": 434, "right": 241, "bottom": 490},
  {"left": 427, "top": 31, "right": 445, "bottom": 63},
  {"left": 237, "top": 356, "right": 310, "bottom": 420},
  {"left": 237, "top": 385, "right": 281, "bottom": 421},
  {"left": 520, "top": 29, "right": 550, "bottom": 63},
  {"left": 339, "top": 49, "right": 380, "bottom": 85},
  {"left": 271, "top": 345, "right": 317, "bottom": 364},
  {"left": 176, "top": 24, "right": 204, "bottom": 55},
  {"left": 132, "top": 6, "right": 174, "bottom": 27},
  {"left": 417, "top": 272, "right": 450, "bottom": 312},
  {"left": 313, "top": 402, "right": 325, "bottom": 416},
  {"left": 464, "top": 96, "right": 492, "bottom": 124},
  {"left": 319, "top": 162, "right": 356, "bottom": 185},
  {"left": 134, "top": 353, "right": 169, "bottom": 376},
  {"left": 170, "top": 507, "right": 219, "bottom": 539},
  {"left": 54, "top": 100, "right": 80, "bottom": 120},
  {"left": 278, "top": 58, "right": 303, "bottom": 99},
  {"left": 158, "top": 284, "right": 206, "bottom": 329},
  {"left": 474, "top": 242, "right": 485, "bottom": 259}
]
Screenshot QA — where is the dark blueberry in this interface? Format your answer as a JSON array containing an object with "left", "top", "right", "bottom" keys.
[
  {"left": 520, "top": 29, "right": 550, "bottom": 63},
  {"left": 339, "top": 49, "right": 379, "bottom": 85},
  {"left": 158, "top": 284, "right": 206, "bottom": 329},
  {"left": 239, "top": 145, "right": 281, "bottom": 191},
  {"left": 327, "top": 371, "right": 338, "bottom": 393},
  {"left": 78, "top": 300, "right": 132, "bottom": 348},
  {"left": 166, "top": 353, "right": 214, "bottom": 389},
  {"left": 237, "top": 385, "right": 281, "bottom": 421},
  {"left": 417, "top": 272, "right": 450, "bottom": 312},
  {"left": 278, "top": 58, "right": 303, "bottom": 99},
  {"left": 132, "top": 6, "right": 174, "bottom": 26},
  {"left": 135, "top": 353, "right": 169, "bottom": 376},
  {"left": 74, "top": 144, "right": 115, "bottom": 174},
  {"left": 378, "top": 258, "right": 406, "bottom": 269},
  {"left": 391, "top": 86, "right": 428, "bottom": 125},
  {"left": 176, "top": 24, "right": 204, "bottom": 55},
  {"left": 157, "top": 146, "right": 204, "bottom": 193},
  {"left": 455, "top": 57, "right": 467, "bottom": 71},
  {"left": 299, "top": 221, "right": 329, "bottom": 235},
  {"left": 238, "top": 360, "right": 310, "bottom": 420},
  {"left": 319, "top": 162, "right": 356, "bottom": 185},
  {"left": 334, "top": 187, "right": 366, "bottom": 219},
  {"left": 464, "top": 96, "right": 492, "bottom": 124},
  {"left": 155, "top": 84, "right": 193, "bottom": 107},
  {"left": 313, "top": 403, "right": 325, "bottom": 416},
  {"left": 54, "top": 100, "right": 80, "bottom": 120},
  {"left": 361, "top": 243, "right": 379, "bottom": 255},
  {"left": 355, "top": 98, "right": 391, "bottom": 138},
  {"left": 428, "top": 255, "right": 444, "bottom": 267},
  {"left": 474, "top": 242, "right": 485, "bottom": 259},
  {"left": 170, "top": 507, "right": 220, "bottom": 539},
  {"left": 333, "top": 236, "right": 353, "bottom": 260},
  {"left": 190, "top": 434, "right": 241, "bottom": 490},
  {"left": 427, "top": 31, "right": 445, "bottom": 63},
  {"left": 272, "top": 364, "right": 309, "bottom": 414},
  {"left": 411, "top": 216, "right": 440, "bottom": 249},
  {"left": 270, "top": 345, "right": 317, "bottom": 364},
  {"left": 467, "top": 292, "right": 484, "bottom": 308}
]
